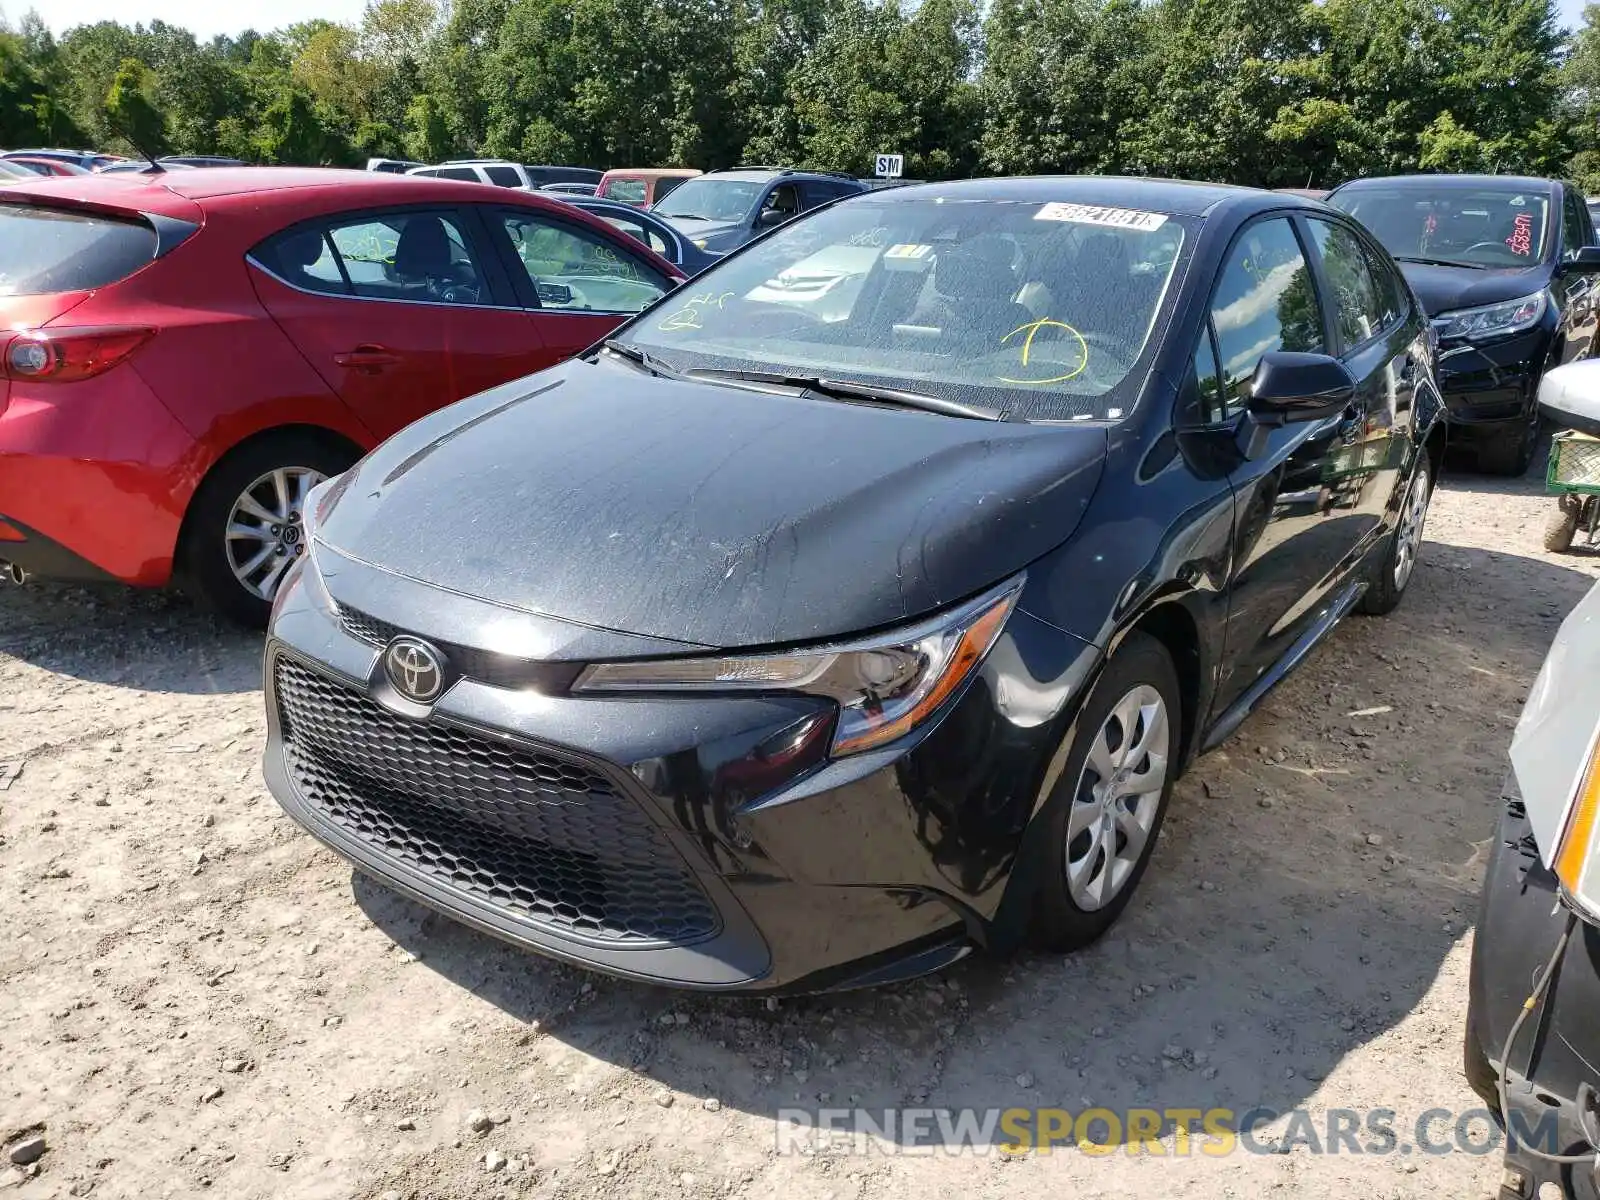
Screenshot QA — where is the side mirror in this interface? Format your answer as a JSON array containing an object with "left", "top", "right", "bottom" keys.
[
  {"left": 756, "top": 208, "right": 788, "bottom": 229},
  {"left": 1538, "top": 359, "right": 1600, "bottom": 437},
  {"left": 1237, "top": 351, "right": 1356, "bottom": 458},
  {"left": 1563, "top": 245, "right": 1600, "bottom": 274},
  {"left": 1248, "top": 351, "right": 1356, "bottom": 423}
]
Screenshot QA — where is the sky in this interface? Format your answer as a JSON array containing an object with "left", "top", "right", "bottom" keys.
[
  {"left": 10, "top": 0, "right": 1593, "bottom": 42},
  {"left": 19, "top": 0, "right": 370, "bottom": 38}
]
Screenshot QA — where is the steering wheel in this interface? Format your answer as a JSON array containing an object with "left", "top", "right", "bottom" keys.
[{"left": 1463, "top": 240, "right": 1529, "bottom": 265}]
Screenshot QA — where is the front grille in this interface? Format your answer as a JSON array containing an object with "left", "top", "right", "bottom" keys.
[
  {"left": 273, "top": 655, "right": 718, "bottom": 945},
  {"left": 339, "top": 605, "right": 403, "bottom": 647}
]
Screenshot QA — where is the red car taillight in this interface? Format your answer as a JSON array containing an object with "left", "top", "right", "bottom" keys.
[{"left": 2, "top": 326, "right": 156, "bottom": 383}]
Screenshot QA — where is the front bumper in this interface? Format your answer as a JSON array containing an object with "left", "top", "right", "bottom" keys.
[
  {"left": 1435, "top": 328, "right": 1549, "bottom": 430},
  {"left": 262, "top": 547, "right": 1098, "bottom": 992},
  {"left": 1466, "top": 775, "right": 1600, "bottom": 1200}
]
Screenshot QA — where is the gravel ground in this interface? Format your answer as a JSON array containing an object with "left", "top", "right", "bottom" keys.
[{"left": 3, "top": 454, "right": 1596, "bottom": 1200}]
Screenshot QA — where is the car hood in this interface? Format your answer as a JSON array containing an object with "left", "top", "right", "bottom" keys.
[
  {"left": 1512, "top": 575, "right": 1600, "bottom": 863},
  {"left": 656, "top": 215, "right": 741, "bottom": 240},
  {"left": 1396, "top": 262, "right": 1551, "bottom": 316},
  {"left": 317, "top": 359, "right": 1108, "bottom": 650}
]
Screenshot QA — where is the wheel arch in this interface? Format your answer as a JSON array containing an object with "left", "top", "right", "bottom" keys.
[
  {"left": 1112, "top": 595, "right": 1209, "bottom": 775},
  {"left": 174, "top": 423, "right": 366, "bottom": 580}
]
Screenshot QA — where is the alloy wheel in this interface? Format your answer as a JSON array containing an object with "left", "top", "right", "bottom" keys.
[
  {"left": 1393, "top": 459, "right": 1432, "bottom": 591},
  {"left": 1065, "top": 684, "right": 1170, "bottom": 911},
  {"left": 224, "top": 466, "right": 327, "bottom": 601}
]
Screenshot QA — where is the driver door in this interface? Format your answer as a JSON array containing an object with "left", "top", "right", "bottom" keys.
[{"left": 248, "top": 206, "right": 544, "bottom": 438}]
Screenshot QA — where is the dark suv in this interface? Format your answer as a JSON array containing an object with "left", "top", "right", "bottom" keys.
[
  {"left": 651, "top": 167, "right": 868, "bottom": 254},
  {"left": 1329, "top": 174, "right": 1600, "bottom": 474}
]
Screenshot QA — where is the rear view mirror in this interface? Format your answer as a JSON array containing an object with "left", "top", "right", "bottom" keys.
[
  {"left": 1248, "top": 351, "right": 1357, "bottom": 424},
  {"left": 1539, "top": 359, "right": 1600, "bottom": 437}
]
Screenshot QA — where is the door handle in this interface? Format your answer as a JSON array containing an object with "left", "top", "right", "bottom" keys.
[{"left": 334, "top": 344, "right": 400, "bottom": 373}]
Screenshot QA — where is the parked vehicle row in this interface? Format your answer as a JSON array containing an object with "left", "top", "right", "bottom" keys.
[{"left": 8, "top": 147, "right": 1600, "bottom": 1192}]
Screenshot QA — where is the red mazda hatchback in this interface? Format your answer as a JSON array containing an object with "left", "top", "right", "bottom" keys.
[{"left": 0, "top": 167, "right": 686, "bottom": 624}]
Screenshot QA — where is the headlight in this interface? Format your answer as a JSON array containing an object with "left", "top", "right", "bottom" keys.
[
  {"left": 574, "top": 578, "right": 1023, "bottom": 756},
  {"left": 1433, "top": 291, "right": 1546, "bottom": 342},
  {"left": 1555, "top": 729, "right": 1600, "bottom": 923}
]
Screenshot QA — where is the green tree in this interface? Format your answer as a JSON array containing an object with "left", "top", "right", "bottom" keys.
[{"left": 104, "top": 56, "right": 169, "bottom": 156}]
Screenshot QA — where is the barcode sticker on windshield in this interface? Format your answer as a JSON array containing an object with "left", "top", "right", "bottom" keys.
[
  {"left": 884, "top": 243, "right": 934, "bottom": 260},
  {"left": 1034, "top": 203, "right": 1168, "bottom": 231}
]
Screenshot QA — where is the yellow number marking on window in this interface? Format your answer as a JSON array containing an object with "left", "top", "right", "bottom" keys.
[{"left": 996, "top": 318, "right": 1090, "bottom": 385}]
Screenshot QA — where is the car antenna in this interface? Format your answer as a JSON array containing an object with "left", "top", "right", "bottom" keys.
[{"left": 106, "top": 114, "right": 165, "bottom": 175}]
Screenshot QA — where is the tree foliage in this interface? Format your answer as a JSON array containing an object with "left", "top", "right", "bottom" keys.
[{"left": 0, "top": 0, "right": 1587, "bottom": 184}]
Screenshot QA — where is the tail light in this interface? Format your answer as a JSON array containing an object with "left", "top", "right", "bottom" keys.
[{"left": 2, "top": 326, "right": 156, "bottom": 383}]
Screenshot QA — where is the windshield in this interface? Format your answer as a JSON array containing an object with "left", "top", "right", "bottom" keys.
[
  {"left": 1331, "top": 185, "right": 1552, "bottom": 267},
  {"left": 653, "top": 178, "right": 762, "bottom": 222},
  {"left": 618, "top": 196, "right": 1190, "bottom": 421}
]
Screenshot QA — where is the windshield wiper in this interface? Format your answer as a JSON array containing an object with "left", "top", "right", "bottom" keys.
[
  {"left": 598, "top": 339, "right": 690, "bottom": 380},
  {"left": 664, "top": 212, "right": 711, "bottom": 221},
  {"left": 1392, "top": 254, "right": 1489, "bottom": 270},
  {"left": 684, "top": 368, "right": 1003, "bottom": 421}
]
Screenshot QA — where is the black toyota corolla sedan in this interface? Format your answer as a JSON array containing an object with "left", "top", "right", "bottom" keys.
[
  {"left": 1329, "top": 174, "right": 1600, "bottom": 475},
  {"left": 263, "top": 177, "right": 1444, "bottom": 993}
]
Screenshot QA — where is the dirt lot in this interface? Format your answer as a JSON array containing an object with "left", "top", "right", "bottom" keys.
[{"left": 2, "top": 459, "right": 1596, "bottom": 1200}]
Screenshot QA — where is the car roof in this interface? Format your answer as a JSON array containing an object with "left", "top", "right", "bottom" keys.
[
  {"left": 0, "top": 166, "right": 575, "bottom": 219},
  {"left": 861, "top": 174, "right": 1262, "bottom": 217},
  {"left": 601, "top": 168, "right": 700, "bottom": 179},
  {"left": 704, "top": 168, "right": 861, "bottom": 185},
  {"left": 1332, "top": 174, "right": 1560, "bottom": 193}
]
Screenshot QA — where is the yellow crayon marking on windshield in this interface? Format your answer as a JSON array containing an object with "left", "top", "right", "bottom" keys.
[
  {"left": 996, "top": 318, "right": 1089, "bottom": 385},
  {"left": 658, "top": 290, "right": 736, "bottom": 332}
]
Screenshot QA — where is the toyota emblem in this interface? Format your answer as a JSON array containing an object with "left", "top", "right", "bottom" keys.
[{"left": 384, "top": 636, "right": 446, "bottom": 703}]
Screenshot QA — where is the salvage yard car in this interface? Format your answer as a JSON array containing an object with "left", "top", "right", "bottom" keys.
[
  {"left": 1329, "top": 174, "right": 1600, "bottom": 475},
  {"left": 264, "top": 177, "right": 1445, "bottom": 992},
  {"left": 0, "top": 167, "right": 683, "bottom": 624},
  {"left": 651, "top": 167, "right": 868, "bottom": 254},
  {"left": 1466, "top": 366, "right": 1600, "bottom": 1194}
]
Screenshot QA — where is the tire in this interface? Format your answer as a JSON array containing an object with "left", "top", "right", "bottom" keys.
[
  {"left": 1477, "top": 412, "right": 1539, "bottom": 476},
  {"left": 1544, "top": 496, "right": 1581, "bottom": 553},
  {"left": 182, "top": 432, "right": 356, "bottom": 628},
  {"left": 1358, "top": 452, "right": 1433, "bottom": 616},
  {"left": 1031, "top": 631, "right": 1181, "bottom": 952}
]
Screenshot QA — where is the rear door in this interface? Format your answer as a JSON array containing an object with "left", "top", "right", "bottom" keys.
[
  {"left": 248, "top": 205, "right": 547, "bottom": 439},
  {"left": 481, "top": 205, "right": 677, "bottom": 360},
  {"left": 1301, "top": 215, "right": 1412, "bottom": 541}
]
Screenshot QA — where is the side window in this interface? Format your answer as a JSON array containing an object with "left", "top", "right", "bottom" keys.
[
  {"left": 1306, "top": 218, "right": 1387, "bottom": 349},
  {"left": 1210, "top": 217, "right": 1324, "bottom": 409},
  {"left": 484, "top": 165, "right": 521, "bottom": 188},
  {"left": 1563, "top": 190, "right": 1587, "bottom": 259},
  {"left": 605, "top": 179, "right": 648, "bottom": 205},
  {"left": 600, "top": 214, "right": 673, "bottom": 258},
  {"left": 1363, "top": 245, "right": 1408, "bottom": 330},
  {"left": 497, "top": 211, "right": 670, "bottom": 313},
  {"left": 761, "top": 184, "right": 802, "bottom": 221},
  {"left": 1185, "top": 325, "right": 1228, "bottom": 424},
  {"left": 256, "top": 228, "right": 349, "bottom": 295},
  {"left": 435, "top": 167, "right": 479, "bottom": 182},
  {"left": 654, "top": 176, "right": 688, "bottom": 203},
  {"left": 322, "top": 211, "right": 486, "bottom": 304}
]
